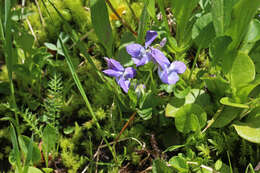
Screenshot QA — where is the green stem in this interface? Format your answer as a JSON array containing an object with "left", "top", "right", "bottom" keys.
[{"left": 188, "top": 47, "right": 201, "bottom": 82}]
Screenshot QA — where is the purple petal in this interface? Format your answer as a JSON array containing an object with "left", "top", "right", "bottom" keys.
[
  {"left": 148, "top": 47, "right": 170, "bottom": 69},
  {"left": 103, "top": 69, "right": 122, "bottom": 77},
  {"left": 136, "top": 54, "right": 150, "bottom": 66},
  {"left": 132, "top": 57, "right": 141, "bottom": 66},
  {"left": 160, "top": 37, "right": 167, "bottom": 48},
  {"left": 158, "top": 67, "right": 169, "bottom": 84},
  {"left": 124, "top": 67, "right": 136, "bottom": 79},
  {"left": 167, "top": 71, "right": 179, "bottom": 84},
  {"left": 105, "top": 58, "right": 124, "bottom": 71},
  {"left": 117, "top": 77, "right": 130, "bottom": 93},
  {"left": 126, "top": 44, "right": 145, "bottom": 58},
  {"left": 145, "top": 30, "right": 158, "bottom": 48},
  {"left": 171, "top": 61, "right": 186, "bottom": 74}
]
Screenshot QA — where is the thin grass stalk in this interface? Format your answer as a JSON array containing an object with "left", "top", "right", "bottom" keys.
[
  {"left": 105, "top": 0, "right": 137, "bottom": 36},
  {"left": 4, "top": 0, "right": 19, "bottom": 133},
  {"left": 188, "top": 47, "right": 201, "bottom": 82},
  {"left": 124, "top": 0, "right": 138, "bottom": 23},
  {"left": 45, "top": 0, "right": 127, "bottom": 109},
  {"left": 59, "top": 37, "right": 117, "bottom": 163}
]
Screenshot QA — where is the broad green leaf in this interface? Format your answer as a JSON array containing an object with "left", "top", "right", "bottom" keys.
[
  {"left": 209, "top": 36, "right": 232, "bottom": 70},
  {"left": 18, "top": 135, "right": 41, "bottom": 164},
  {"left": 165, "top": 97, "right": 185, "bottom": 118},
  {"left": 233, "top": 116, "right": 260, "bottom": 143},
  {"left": 42, "top": 124, "right": 58, "bottom": 154},
  {"left": 14, "top": 31, "right": 34, "bottom": 53},
  {"left": 146, "top": 0, "right": 156, "bottom": 19},
  {"left": 137, "top": 1, "right": 149, "bottom": 44},
  {"left": 171, "top": 0, "right": 199, "bottom": 49},
  {"left": 203, "top": 75, "right": 230, "bottom": 98},
  {"left": 212, "top": 106, "right": 242, "bottom": 128},
  {"left": 28, "top": 167, "right": 43, "bottom": 173},
  {"left": 166, "top": 89, "right": 212, "bottom": 117},
  {"left": 250, "top": 43, "right": 260, "bottom": 74},
  {"left": 175, "top": 104, "right": 207, "bottom": 133},
  {"left": 90, "top": 0, "right": 113, "bottom": 57},
  {"left": 226, "top": 0, "right": 260, "bottom": 50},
  {"left": 169, "top": 155, "right": 189, "bottom": 172},
  {"left": 211, "top": 0, "right": 236, "bottom": 36},
  {"left": 240, "top": 19, "right": 260, "bottom": 54},
  {"left": 236, "top": 75, "right": 260, "bottom": 102},
  {"left": 152, "top": 159, "right": 173, "bottom": 173},
  {"left": 231, "top": 53, "right": 255, "bottom": 89},
  {"left": 192, "top": 13, "right": 216, "bottom": 49},
  {"left": 220, "top": 97, "right": 249, "bottom": 108}
]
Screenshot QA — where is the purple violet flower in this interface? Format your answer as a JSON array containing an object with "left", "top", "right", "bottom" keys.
[
  {"left": 103, "top": 58, "right": 136, "bottom": 93},
  {"left": 158, "top": 61, "right": 186, "bottom": 85},
  {"left": 126, "top": 30, "right": 169, "bottom": 69}
]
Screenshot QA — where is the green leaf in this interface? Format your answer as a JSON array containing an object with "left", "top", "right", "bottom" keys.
[
  {"left": 90, "top": 0, "right": 113, "bottom": 57},
  {"left": 231, "top": 52, "right": 255, "bottom": 89},
  {"left": 146, "top": 0, "right": 156, "bottom": 19},
  {"left": 169, "top": 155, "right": 189, "bottom": 172},
  {"left": 192, "top": 13, "right": 216, "bottom": 49},
  {"left": 44, "top": 43, "right": 57, "bottom": 51},
  {"left": 42, "top": 124, "right": 58, "bottom": 155},
  {"left": 152, "top": 159, "right": 173, "bottom": 173},
  {"left": 137, "top": 1, "right": 149, "bottom": 44},
  {"left": 14, "top": 31, "right": 34, "bottom": 52},
  {"left": 203, "top": 75, "right": 230, "bottom": 98},
  {"left": 233, "top": 116, "right": 260, "bottom": 143},
  {"left": 220, "top": 97, "right": 249, "bottom": 108},
  {"left": 171, "top": 0, "right": 199, "bottom": 49},
  {"left": 175, "top": 104, "right": 207, "bottom": 133},
  {"left": 211, "top": 0, "right": 236, "bottom": 36},
  {"left": 226, "top": 0, "right": 260, "bottom": 50},
  {"left": 28, "top": 167, "right": 43, "bottom": 173},
  {"left": 212, "top": 106, "right": 241, "bottom": 128},
  {"left": 209, "top": 36, "right": 232, "bottom": 69},
  {"left": 165, "top": 97, "right": 185, "bottom": 118},
  {"left": 18, "top": 135, "right": 41, "bottom": 164}
]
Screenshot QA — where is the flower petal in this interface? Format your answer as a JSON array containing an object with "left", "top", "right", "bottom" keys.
[
  {"left": 124, "top": 67, "right": 136, "bottom": 79},
  {"left": 172, "top": 61, "right": 186, "bottom": 74},
  {"left": 145, "top": 30, "right": 158, "bottom": 48},
  {"left": 126, "top": 44, "right": 144, "bottom": 58},
  {"left": 103, "top": 69, "right": 122, "bottom": 77},
  {"left": 148, "top": 47, "right": 170, "bottom": 69},
  {"left": 105, "top": 58, "right": 124, "bottom": 71},
  {"left": 158, "top": 67, "right": 169, "bottom": 84},
  {"left": 167, "top": 71, "right": 179, "bottom": 84},
  {"left": 117, "top": 77, "right": 130, "bottom": 93},
  {"left": 136, "top": 54, "right": 150, "bottom": 66}
]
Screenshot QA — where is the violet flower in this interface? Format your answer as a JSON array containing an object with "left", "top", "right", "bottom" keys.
[
  {"left": 126, "top": 30, "right": 169, "bottom": 68},
  {"left": 103, "top": 58, "right": 136, "bottom": 93},
  {"left": 158, "top": 61, "right": 186, "bottom": 85}
]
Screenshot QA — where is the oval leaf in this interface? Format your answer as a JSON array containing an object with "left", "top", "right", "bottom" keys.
[
  {"left": 233, "top": 117, "right": 260, "bottom": 143},
  {"left": 175, "top": 104, "right": 207, "bottom": 133},
  {"left": 220, "top": 97, "right": 249, "bottom": 108},
  {"left": 231, "top": 52, "right": 255, "bottom": 89}
]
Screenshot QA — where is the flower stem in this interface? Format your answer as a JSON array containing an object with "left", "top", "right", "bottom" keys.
[{"left": 188, "top": 47, "right": 201, "bottom": 83}]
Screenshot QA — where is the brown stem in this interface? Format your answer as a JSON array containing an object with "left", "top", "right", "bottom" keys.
[
  {"left": 105, "top": 0, "right": 137, "bottom": 36},
  {"left": 114, "top": 112, "right": 136, "bottom": 145}
]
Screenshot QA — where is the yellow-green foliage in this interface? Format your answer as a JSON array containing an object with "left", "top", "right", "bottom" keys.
[
  {"left": 60, "top": 137, "right": 86, "bottom": 173},
  {"left": 26, "top": 0, "right": 91, "bottom": 43},
  {"left": 63, "top": 0, "right": 91, "bottom": 32}
]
